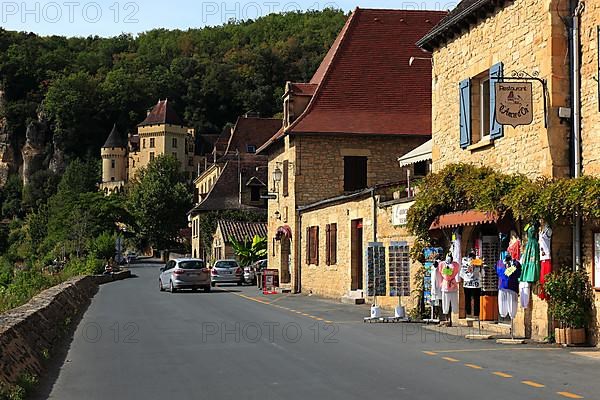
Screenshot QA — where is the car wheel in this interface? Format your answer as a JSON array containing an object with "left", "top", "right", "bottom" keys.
[
  {"left": 237, "top": 281, "right": 242, "bottom": 286},
  {"left": 211, "top": 282, "right": 216, "bottom": 287},
  {"left": 159, "top": 279, "right": 165, "bottom": 292},
  {"left": 204, "top": 286, "right": 211, "bottom": 293},
  {"left": 170, "top": 281, "right": 177, "bottom": 293},
  {"left": 192, "top": 287, "right": 198, "bottom": 292}
]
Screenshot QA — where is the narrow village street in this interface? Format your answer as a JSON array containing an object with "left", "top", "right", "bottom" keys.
[{"left": 38, "top": 261, "right": 598, "bottom": 400}]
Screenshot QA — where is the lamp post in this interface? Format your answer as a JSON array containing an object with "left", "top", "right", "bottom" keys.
[{"left": 272, "top": 166, "right": 283, "bottom": 184}]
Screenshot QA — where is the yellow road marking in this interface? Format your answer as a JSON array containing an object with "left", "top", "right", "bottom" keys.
[
  {"left": 493, "top": 372, "right": 513, "bottom": 378},
  {"left": 435, "top": 348, "right": 560, "bottom": 354},
  {"left": 324, "top": 320, "right": 334, "bottom": 324},
  {"left": 557, "top": 391, "right": 584, "bottom": 399},
  {"left": 522, "top": 380, "right": 545, "bottom": 388},
  {"left": 423, "top": 351, "right": 438, "bottom": 356},
  {"left": 442, "top": 357, "right": 460, "bottom": 362},
  {"left": 465, "top": 364, "right": 483, "bottom": 370},
  {"left": 313, "top": 317, "right": 324, "bottom": 321}
]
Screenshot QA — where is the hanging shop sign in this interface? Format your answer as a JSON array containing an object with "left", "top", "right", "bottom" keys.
[
  {"left": 495, "top": 82, "right": 533, "bottom": 127},
  {"left": 392, "top": 201, "right": 414, "bottom": 227}
]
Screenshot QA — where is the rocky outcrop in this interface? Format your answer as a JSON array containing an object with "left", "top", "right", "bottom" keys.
[
  {"left": 21, "top": 119, "right": 50, "bottom": 186},
  {"left": 0, "top": 88, "right": 17, "bottom": 187}
]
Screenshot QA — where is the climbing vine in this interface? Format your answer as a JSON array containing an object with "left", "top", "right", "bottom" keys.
[{"left": 406, "top": 163, "right": 600, "bottom": 254}]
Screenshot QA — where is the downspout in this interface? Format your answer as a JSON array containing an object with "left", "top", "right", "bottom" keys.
[
  {"left": 296, "top": 209, "right": 302, "bottom": 294},
  {"left": 571, "top": 0, "right": 584, "bottom": 271}
]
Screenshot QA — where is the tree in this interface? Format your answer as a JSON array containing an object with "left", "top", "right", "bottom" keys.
[
  {"left": 229, "top": 235, "right": 267, "bottom": 266},
  {"left": 127, "top": 155, "right": 192, "bottom": 250}
]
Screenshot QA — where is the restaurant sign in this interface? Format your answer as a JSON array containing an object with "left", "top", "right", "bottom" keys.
[
  {"left": 392, "top": 201, "right": 414, "bottom": 227},
  {"left": 495, "top": 82, "right": 533, "bottom": 127}
]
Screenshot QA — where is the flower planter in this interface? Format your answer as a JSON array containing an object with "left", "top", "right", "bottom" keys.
[{"left": 555, "top": 328, "right": 586, "bottom": 345}]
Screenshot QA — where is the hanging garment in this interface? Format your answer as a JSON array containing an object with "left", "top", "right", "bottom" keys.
[
  {"left": 452, "top": 231, "right": 462, "bottom": 265},
  {"left": 430, "top": 261, "right": 443, "bottom": 302},
  {"left": 496, "top": 259, "right": 521, "bottom": 293},
  {"left": 499, "top": 288, "right": 518, "bottom": 319},
  {"left": 441, "top": 291, "right": 459, "bottom": 315},
  {"left": 539, "top": 224, "right": 552, "bottom": 261},
  {"left": 464, "top": 287, "right": 481, "bottom": 316},
  {"left": 507, "top": 238, "right": 521, "bottom": 261},
  {"left": 437, "top": 261, "right": 460, "bottom": 293},
  {"left": 520, "top": 225, "right": 540, "bottom": 283},
  {"left": 458, "top": 257, "right": 482, "bottom": 288},
  {"left": 519, "top": 282, "right": 530, "bottom": 308},
  {"left": 538, "top": 259, "right": 552, "bottom": 300}
]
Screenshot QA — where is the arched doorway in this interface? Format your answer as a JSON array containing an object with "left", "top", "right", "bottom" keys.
[{"left": 280, "top": 237, "right": 291, "bottom": 284}]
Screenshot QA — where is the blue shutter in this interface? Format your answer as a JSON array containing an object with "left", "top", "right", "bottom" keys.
[
  {"left": 489, "top": 62, "right": 504, "bottom": 139},
  {"left": 459, "top": 79, "right": 471, "bottom": 149}
]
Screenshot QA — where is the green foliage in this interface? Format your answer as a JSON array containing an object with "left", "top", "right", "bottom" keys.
[
  {"left": 127, "top": 155, "right": 192, "bottom": 250},
  {"left": 407, "top": 163, "right": 600, "bottom": 254},
  {"left": 196, "top": 210, "right": 266, "bottom": 257},
  {"left": 544, "top": 269, "right": 594, "bottom": 329},
  {"left": 1, "top": 175, "right": 23, "bottom": 219},
  {"left": 1, "top": 10, "right": 346, "bottom": 159},
  {"left": 88, "top": 232, "right": 117, "bottom": 261},
  {"left": 22, "top": 170, "right": 60, "bottom": 211},
  {"left": 229, "top": 235, "right": 267, "bottom": 266}
]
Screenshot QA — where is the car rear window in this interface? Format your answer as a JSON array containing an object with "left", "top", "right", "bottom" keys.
[
  {"left": 215, "top": 261, "right": 238, "bottom": 268},
  {"left": 178, "top": 260, "right": 205, "bottom": 270}
]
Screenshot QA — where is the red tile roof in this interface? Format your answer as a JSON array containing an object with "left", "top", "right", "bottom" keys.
[
  {"left": 225, "top": 116, "right": 282, "bottom": 154},
  {"left": 218, "top": 220, "right": 267, "bottom": 243},
  {"left": 288, "top": 83, "right": 317, "bottom": 96},
  {"left": 258, "top": 8, "right": 446, "bottom": 153},
  {"left": 138, "top": 99, "right": 184, "bottom": 127}
]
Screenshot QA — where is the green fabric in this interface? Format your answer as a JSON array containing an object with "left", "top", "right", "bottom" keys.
[{"left": 520, "top": 225, "right": 540, "bottom": 283}]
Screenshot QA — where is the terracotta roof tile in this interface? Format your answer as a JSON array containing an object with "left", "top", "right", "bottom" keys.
[
  {"left": 289, "top": 83, "right": 317, "bottom": 96},
  {"left": 218, "top": 220, "right": 267, "bottom": 243},
  {"left": 225, "top": 116, "right": 282, "bottom": 154},
  {"left": 138, "top": 99, "right": 184, "bottom": 127}
]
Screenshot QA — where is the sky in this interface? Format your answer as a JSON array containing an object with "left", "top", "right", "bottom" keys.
[{"left": 0, "top": 0, "right": 458, "bottom": 37}]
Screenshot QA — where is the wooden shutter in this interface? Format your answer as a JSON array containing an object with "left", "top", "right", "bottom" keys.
[
  {"left": 330, "top": 223, "right": 337, "bottom": 265},
  {"left": 306, "top": 227, "right": 311, "bottom": 265},
  {"left": 313, "top": 226, "right": 319, "bottom": 265},
  {"left": 489, "top": 62, "right": 504, "bottom": 140},
  {"left": 282, "top": 160, "right": 289, "bottom": 197},
  {"left": 325, "top": 224, "right": 331, "bottom": 266},
  {"left": 459, "top": 78, "right": 472, "bottom": 149}
]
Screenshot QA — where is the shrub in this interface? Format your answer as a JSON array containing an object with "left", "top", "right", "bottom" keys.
[{"left": 544, "top": 268, "right": 594, "bottom": 329}]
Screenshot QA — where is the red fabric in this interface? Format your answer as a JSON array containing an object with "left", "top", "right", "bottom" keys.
[
  {"left": 508, "top": 239, "right": 521, "bottom": 261},
  {"left": 538, "top": 259, "right": 552, "bottom": 300}
]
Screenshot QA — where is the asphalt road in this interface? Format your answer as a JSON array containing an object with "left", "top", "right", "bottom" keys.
[{"left": 37, "top": 261, "right": 599, "bottom": 400}]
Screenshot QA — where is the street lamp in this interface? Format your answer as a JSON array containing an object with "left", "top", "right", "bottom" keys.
[{"left": 272, "top": 166, "right": 283, "bottom": 183}]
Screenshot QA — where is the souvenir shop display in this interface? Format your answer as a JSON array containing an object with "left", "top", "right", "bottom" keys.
[
  {"left": 496, "top": 254, "right": 521, "bottom": 338},
  {"left": 520, "top": 224, "right": 540, "bottom": 308},
  {"left": 389, "top": 242, "right": 411, "bottom": 319},
  {"left": 538, "top": 223, "right": 552, "bottom": 300},
  {"left": 437, "top": 254, "right": 460, "bottom": 326},
  {"left": 423, "top": 247, "right": 443, "bottom": 323},
  {"left": 458, "top": 253, "right": 482, "bottom": 318},
  {"left": 366, "top": 243, "right": 386, "bottom": 297}
]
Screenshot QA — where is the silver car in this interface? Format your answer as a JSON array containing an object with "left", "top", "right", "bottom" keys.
[
  {"left": 159, "top": 258, "right": 211, "bottom": 293},
  {"left": 211, "top": 259, "right": 243, "bottom": 287}
]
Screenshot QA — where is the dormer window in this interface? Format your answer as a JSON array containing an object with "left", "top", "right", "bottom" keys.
[{"left": 247, "top": 145, "right": 256, "bottom": 153}]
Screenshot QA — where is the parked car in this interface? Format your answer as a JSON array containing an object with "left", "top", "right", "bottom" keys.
[
  {"left": 159, "top": 258, "right": 211, "bottom": 293},
  {"left": 126, "top": 251, "right": 137, "bottom": 262},
  {"left": 211, "top": 259, "right": 243, "bottom": 287},
  {"left": 244, "top": 259, "right": 267, "bottom": 285}
]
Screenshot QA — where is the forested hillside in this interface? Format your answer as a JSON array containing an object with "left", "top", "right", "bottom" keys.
[{"left": 0, "top": 9, "right": 347, "bottom": 185}]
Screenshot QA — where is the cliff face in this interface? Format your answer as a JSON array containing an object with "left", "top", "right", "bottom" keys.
[{"left": 0, "top": 88, "right": 18, "bottom": 186}]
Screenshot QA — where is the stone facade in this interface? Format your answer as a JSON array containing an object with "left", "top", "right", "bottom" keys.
[
  {"left": 580, "top": 1, "right": 600, "bottom": 346},
  {"left": 267, "top": 134, "right": 427, "bottom": 291},
  {"left": 299, "top": 194, "right": 421, "bottom": 311},
  {"left": 431, "top": 0, "right": 570, "bottom": 179}
]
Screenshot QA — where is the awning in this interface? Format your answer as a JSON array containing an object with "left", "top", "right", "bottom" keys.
[
  {"left": 429, "top": 210, "right": 500, "bottom": 230},
  {"left": 275, "top": 225, "right": 292, "bottom": 240},
  {"left": 398, "top": 139, "right": 432, "bottom": 167}
]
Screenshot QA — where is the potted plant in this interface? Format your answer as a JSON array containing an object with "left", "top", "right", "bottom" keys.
[{"left": 544, "top": 268, "right": 594, "bottom": 345}]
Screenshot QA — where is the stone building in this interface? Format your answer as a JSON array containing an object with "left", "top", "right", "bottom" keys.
[
  {"left": 212, "top": 220, "right": 267, "bottom": 262},
  {"left": 100, "top": 99, "right": 202, "bottom": 193},
  {"left": 417, "top": 0, "right": 599, "bottom": 342},
  {"left": 257, "top": 8, "right": 446, "bottom": 293},
  {"left": 188, "top": 115, "right": 281, "bottom": 260}
]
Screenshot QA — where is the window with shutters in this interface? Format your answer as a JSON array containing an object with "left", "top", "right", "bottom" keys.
[
  {"left": 150, "top": 138, "right": 155, "bottom": 148},
  {"left": 459, "top": 62, "right": 504, "bottom": 149},
  {"left": 326, "top": 223, "right": 337, "bottom": 266},
  {"left": 306, "top": 226, "right": 319, "bottom": 265},
  {"left": 149, "top": 152, "right": 155, "bottom": 161},
  {"left": 172, "top": 138, "right": 177, "bottom": 148},
  {"left": 344, "top": 156, "right": 367, "bottom": 192}
]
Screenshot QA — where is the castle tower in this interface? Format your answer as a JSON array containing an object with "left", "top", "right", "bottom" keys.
[{"left": 100, "top": 123, "right": 128, "bottom": 195}]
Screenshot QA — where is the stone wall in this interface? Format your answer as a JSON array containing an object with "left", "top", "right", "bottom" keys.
[
  {"left": 431, "top": 0, "right": 570, "bottom": 179},
  {"left": 0, "top": 277, "right": 96, "bottom": 386},
  {"left": 0, "top": 271, "right": 130, "bottom": 387}
]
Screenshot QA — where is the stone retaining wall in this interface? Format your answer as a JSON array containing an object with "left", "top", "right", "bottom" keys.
[{"left": 0, "top": 270, "right": 131, "bottom": 387}]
